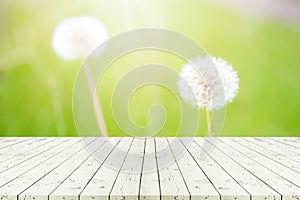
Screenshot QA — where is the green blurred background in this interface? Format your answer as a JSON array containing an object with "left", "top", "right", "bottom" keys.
[{"left": 1, "top": 0, "right": 300, "bottom": 137}]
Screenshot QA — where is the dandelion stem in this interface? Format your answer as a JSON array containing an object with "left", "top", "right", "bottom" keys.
[
  {"left": 206, "top": 109, "right": 212, "bottom": 137},
  {"left": 84, "top": 64, "right": 108, "bottom": 137}
]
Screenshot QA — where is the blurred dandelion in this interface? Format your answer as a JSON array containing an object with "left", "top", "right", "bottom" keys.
[
  {"left": 178, "top": 55, "right": 239, "bottom": 135},
  {"left": 52, "top": 16, "right": 108, "bottom": 60},
  {"left": 52, "top": 16, "right": 109, "bottom": 136}
]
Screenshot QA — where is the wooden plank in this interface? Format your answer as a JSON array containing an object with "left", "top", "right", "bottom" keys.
[
  {"left": 168, "top": 138, "right": 219, "bottom": 200},
  {"left": 266, "top": 138, "right": 300, "bottom": 150},
  {"left": 0, "top": 138, "right": 33, "bottom": 150},
  {"left": 211, "top": 138, "right": 300, "bottom": 200},
  {"left": 193, "top": 138, "right": 280, "bottom": 200},
  {"left": 0, "top": 138, "right": 30, "bottom": 141},
  {"left": 79, "top": 138, "right": 132, "bottom": 200},
  {"left": 0, "top": 138, "right": 68, "bottom": 173},
  {"left": 51, "top": 137, "right": 126, "bottom": 200},
  {"left": 0, "top": 138, "right": 57, "bottom": 164},
  {"left": 0, "top": 137, "right": 297, "bottom": 200},
  {"left": 246, "top": 138, "right": 300, "bottom": 158},
  {"left": 19, "top": 138, "right": 109, "bottom": 200},
  {"left": 0, "top": 137, "right": 31, "bottom": 144},
  {"left": 242, "top": 138, "right": 300, "bottom": 164},
  {"left": 0, "top": 138, "right": 77, "bottom": 187},
  {"left": 155, "top": 137, "right": 190, "bottom": 200},
  {"left": 221, "top": 138, "right": 300, "bottom": 187},
  {"left": 0, "top": 138, "right": 41, "bottom": 154},
  {"left": 269, "top": 137, "right": 300, "bottom": 144},
  {"left": 0, "top": 138, "right": 95, "bottom": 200},
  {"left": 183, "top": 138, "right": 249, "bottom": 200},
  {"left": 139, "top": 137, "right": 160, "bottom": 200},
  {"left": 239, "top": 138, "right": 300, "bottom": 172},
  {"left": 110, "top": 138, "right": 145, "bottom": 200}
]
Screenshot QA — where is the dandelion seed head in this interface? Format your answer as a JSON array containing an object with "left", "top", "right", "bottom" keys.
[
  {"left": 52, "top": 16, "right": 108, "bottom": 60},
  {"left": 177, "top": 55, "right": 239, "bottom": 110}
]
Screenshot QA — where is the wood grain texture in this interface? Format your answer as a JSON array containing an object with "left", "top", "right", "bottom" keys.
[{"left": 0, "top": 137, "right": 298, "bottom": 200}]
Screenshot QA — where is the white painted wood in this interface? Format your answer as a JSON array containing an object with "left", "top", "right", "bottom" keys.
[
  {"left": 0, "top": 138, "right": 77, "bottom": 187},
  {"left": 241, "top": 138, "right": 300, "bottom": 166},
  {"left": 245, "top": 138, "right": 300, "bottom": 160},
  {"left": 139, "top": 137, "right": 160, "bottom": 200},
  {"left": 0, "top": 138, "right": 67, "bottom": 173},
  {"left": 155, "top": 137, "right": 190, "bottom": 200},
  {"left": 183, "top": 138, "right": 249, "bottom": 200},
  {"left": 51, "top": 138, "right": 126, "bottom": 200},
  {"left": 221, "top": 138, "right": 300, "bottom": 187},
  {"left": 168, "top": 138, "right": 219, "bottom": 200},
  {"left": 0, "top": 138, "right": 33, "bottom": 149},
  {"left": 193, "top": 138, "right": 281, "bottom": 200},
  {"left": 266, "top": 138, "right": 300, "bottom": 150},
  {"left": 239, "top": 138, "right": 300, "bottom": 172},
  {"left": 0, "top": 137, "right": 298, "bottom": 200},
  {"left": 0, "top": 138, "right": 94, "bottom": 200},
  {"left": 0, "top": 138, "right": 31, "bottom": 141},
  {"left": 0, "top": 138, "right": 57, "bottom": 164},
  {"left": 0, "top": 138, "right": 37, "bottom": 154},
  {"left": 110, "top": 138, "right": 145, "bottom": 200},
  {"left": 19, "top": 138, "right": 110, "bottom": 200},
  {"left": 212, "top": 138, "right": 300, "bottom": 200},
  {"left": 269, "top": 137, "right": 300, "bottom": 144},
  {"left": 0, "top": 137, "right": 31, "bottom": 144}
]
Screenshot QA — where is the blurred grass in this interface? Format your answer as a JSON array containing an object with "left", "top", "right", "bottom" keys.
[{"left": 0, "top": 0, "right": 300, "bottom": 136}]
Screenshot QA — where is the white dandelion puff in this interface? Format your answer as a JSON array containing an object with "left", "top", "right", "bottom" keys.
[
  {"left": 52, "top": 16, "right": 108, "bottom": 60},
  {"left": 177, "top": 55, "right": 239, "bottom": 110}
]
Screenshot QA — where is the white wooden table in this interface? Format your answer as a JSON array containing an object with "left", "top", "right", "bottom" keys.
[{"left": 0, "top": 137, "right": 299, "bottom": 200}]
